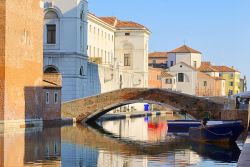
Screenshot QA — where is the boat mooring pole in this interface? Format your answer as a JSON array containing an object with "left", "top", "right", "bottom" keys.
[{"left": 247, "top": 104, "right": 250, "bottom": 130}]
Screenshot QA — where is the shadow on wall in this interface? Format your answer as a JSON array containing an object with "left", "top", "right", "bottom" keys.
[
  {"left": 24, "top": 86, "right": 61, "bottom": 121},
  {"left": 85, "top": 62, "right": 102, "bottom": 97},
  {"left": 24, "top": 87, "right": 43, "bottom": 120}
]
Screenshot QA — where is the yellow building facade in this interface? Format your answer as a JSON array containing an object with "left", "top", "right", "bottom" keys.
[{"left": 218, "top": 71, "right": 241, "bottom": 95}]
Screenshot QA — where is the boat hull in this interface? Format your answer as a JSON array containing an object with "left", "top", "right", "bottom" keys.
[{"left": 189, "top": 121, "right": 244, "bottom": 143}]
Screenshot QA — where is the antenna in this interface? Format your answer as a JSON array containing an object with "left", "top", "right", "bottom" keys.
[{"left": 183, "top": 40, "right": 186, "bottom": 45}]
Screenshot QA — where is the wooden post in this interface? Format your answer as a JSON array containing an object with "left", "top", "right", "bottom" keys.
[{"left": 247, "top": 104, "right": 250, "bottom": 130}]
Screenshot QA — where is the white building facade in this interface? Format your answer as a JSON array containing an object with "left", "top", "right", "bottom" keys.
[
  {"left": 88, "top": 14, "right": 150, "bottom": 94},
  {"left": 42, "top": 0, "right": 88, "bottom": 102},
  {"left": 168, "top": 62, "right": 198, "bottom": 95},
  {"left": 167, "top": 45, "right": 202, "bottom": 69},
  {"left": 166, "top": 45, "right": 201, "bottom": 95}
]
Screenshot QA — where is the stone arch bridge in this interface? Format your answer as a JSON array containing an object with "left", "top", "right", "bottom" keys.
[{"left": 62, "top": 88, "right": 224, "bottom": 123}]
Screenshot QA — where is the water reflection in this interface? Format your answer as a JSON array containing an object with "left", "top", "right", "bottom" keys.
[
  {"left": 0, "top": 127, "right": 61, "bottom": 167},
  {"left": 0, "top": 115, "right": 242, "bottom": 167}
]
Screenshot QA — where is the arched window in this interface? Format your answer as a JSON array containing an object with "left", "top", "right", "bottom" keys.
[
  {"left": 44, "top": 66, "right": 59, "bottom": 73},
  {"left": 80, "top": 66, "right": 84, "bottom": 76},
  {"left": 45, "top": 11, "right": 59, "bottom": 19},
  {"left": 44, "top": 10, "right": 60, "bottom": 44},
  {"left": 80, "top": 11, "right": 85, "bottom": 21}
]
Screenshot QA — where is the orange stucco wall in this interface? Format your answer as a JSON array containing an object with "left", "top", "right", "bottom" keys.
[
  {"left": 1, "top": 0, "right": 43, "bottom": 121},
  {"left": 0, "top": 1, "right": 6, "bottom": 121},
  {"left": 196, "top": 72, "right": 224, "bottom": 96},
  {"left": 149, "top": 57, "right": 167, "bottom": 64},
  {"left": 148, "top": 68, "right": 162, "bottom": 88}
]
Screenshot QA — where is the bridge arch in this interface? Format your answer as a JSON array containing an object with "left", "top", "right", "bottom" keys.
[
  {"left": 85, "top": 99, "right": 181, "bottom": 123},
  {"left": 62, "top": 88, "right": 224, "bottom": 123}
]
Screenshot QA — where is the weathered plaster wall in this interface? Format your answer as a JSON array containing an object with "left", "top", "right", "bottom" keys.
[{"left": 4, "top": 0, "right": 44, "bottom": 120}]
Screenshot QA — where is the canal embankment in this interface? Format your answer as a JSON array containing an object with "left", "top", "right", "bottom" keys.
[
  {"left": 97, "top": 110, "right": 174, "bottom": 121},
  {"left": 237, "top": 134, "right": 250, "bottom": 167}
]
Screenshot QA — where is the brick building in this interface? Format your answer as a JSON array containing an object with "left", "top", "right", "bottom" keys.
[
  {"left": 0, "top": 0, "right": 62, "bottom": 128},
  {"left": 148, "top": 52, "right": 168, "bottom": 69}
]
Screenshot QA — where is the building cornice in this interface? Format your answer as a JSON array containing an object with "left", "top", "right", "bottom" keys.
[{"left": 88, "top": 13, "right": 116, "bottom": 32}]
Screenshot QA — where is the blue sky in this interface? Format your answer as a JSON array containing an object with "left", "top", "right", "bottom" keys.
[{"left": 89, "top": 0, "right": 250, "bottom": 89}]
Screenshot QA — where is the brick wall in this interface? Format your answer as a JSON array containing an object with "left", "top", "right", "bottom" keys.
[
  {"left": 42, "top": 89, "right": 61, "bottom": 120},
  {"left": 62, "top": 88, "right": 224, "bottom": 123}
]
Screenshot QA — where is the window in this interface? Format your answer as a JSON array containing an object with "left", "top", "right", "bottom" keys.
[
  {"left": 124, "top": 54, "right": 131, "bottom": 66},
  {"left": 80, "top": 11, "right": 85, "bottom": 21},
  {"left": 54, "top": 92, "right": 58, "bottom": 104},
  {"left": 125, "top": 33, "right": 130, "bottom": 36},
  {"left": 178, "top": 73, "right": 184, "bottom": 82},
  {"left": 104, "top": 51, "right": 107, "bottom": 63},
  {"left": 44, "top": 66, "right": 59, "bottom": 73},
  {"left": 157, "top": 75, "right": 161, "bottom": 80},
  {"left": 47, "top": 25, "right": 56, "bottom": 44},
  {"left": 230, "top": 73, "right": 234, "bottom": 78},
  {"left": 219, "top": 73, "right": 223, "bottom": 77},
  {"left": 171, "top": 61, "right": 174, "bottom": 67},
  {"left": 165, "top": 79, "right": 172, "bottom": 84},
  {"left": 193, "top": 61, "right": 197, "bottom": 68},
  {"left": 152, "top": 60, "right": 156, "bottom": 64},
  {"left": 46, "top": 92, "right": 49, "bottom": 104},
  {"left": 89, "top": 46, "right": 91, "bottom": 56},
  {"left": 80, "top": 66, "right": 84, "bottom": 76},
  {"left": 230, "top": 82, "right": 234, "bottom": 86},
  {"left": 203, "top": 81, "right": 207, "bottom": 87}
]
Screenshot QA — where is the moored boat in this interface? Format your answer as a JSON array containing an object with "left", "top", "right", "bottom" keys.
[{"left": 189, "top": 120, "right": 244, "bottom": 143}]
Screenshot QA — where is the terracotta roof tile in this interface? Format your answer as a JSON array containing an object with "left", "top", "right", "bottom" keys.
[
  {"left": 149, "top": 52, "right": 168, "bottom": 58},
  {"left": 99, "top": 16, "right": 148, "bottom": 30},
  {"left": 161, "top": 71, "right": 173, "bottom": 78},
  {"left": 169, "top": 45, "right": 201, "bottom": 54},
  {"left": 198, "top": 62, "right": 218, "bottom": 72},
  {"left": 212, "top": 66, "right": 239, "bottom": 72},
  {"left": 43, "top": 74, "right": 62, "bottom": 88},
  {"left": 98, "top": 17, "right": 117, "bottom": 26},
  {"left": 213, "top": 77, "right": 225, "bottom": 80}
]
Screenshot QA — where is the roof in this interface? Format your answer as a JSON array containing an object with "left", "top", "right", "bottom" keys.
[
  {"left": 98, "top": 17, "right": 117, "bottom": 26},
  {"left": 43, "top": 73, "right": 62, "bottom": 88},
  {"left": 198, "top": 62, "right": 218, "bottom": 72},
  {"left": 148, "top": 52, "right": 168, "bottom": 58},
  {"left": 168, "top": 45, "right": 201, "bottom": 54},
  {"left": 198, "top": 62, "right": 239, "bottom": 73},
  {"left": 212, "top": 66, "right": 239, "bottom": 72},
  {"left": 99, "top": 16, "right": 149, "bottom": 31},
  {"left": 213, "top": 77, "right": 225, "bottom": 80},
  {"left": 161, "top": 71, "right": 173, "bottom": 78}
]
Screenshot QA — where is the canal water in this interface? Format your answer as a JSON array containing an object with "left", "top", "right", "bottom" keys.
[{"left": 0, "top": 115, "right": 244, "bottom": 167}]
